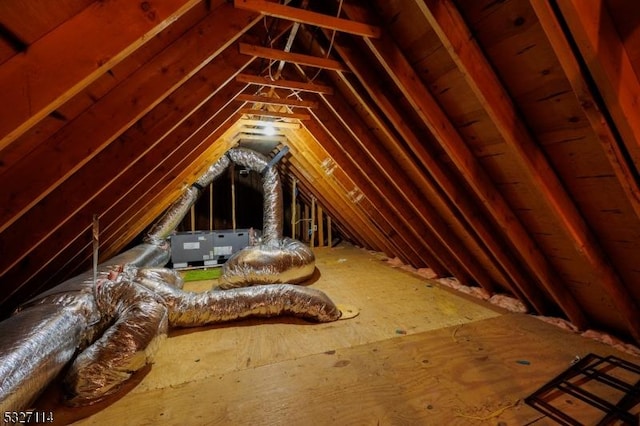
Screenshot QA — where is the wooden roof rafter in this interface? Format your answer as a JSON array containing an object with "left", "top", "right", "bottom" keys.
[
  {"left": 415, "top": 0, "right": 640, "bottom": 343},
  {"left": 295, "top": 68, "right": 503, "bottom": 295},
  {"left": 0, "top": 3, "right": 263, "bottom": 235},
  {"left": 553, "top": 0, "right": 640, "bottom": 174},
  {"left": 0, "top": 0, "right": 204, "bottom": 151},
  {"left": 297, "top": 25, "right": 534, "bottom": 304},
  {"left": 530, "top": 0, "right": 640, "bottom": 221},
  {"left": 341, "top": 4, "right": 589, "bottom": 329},
  {"left": 325, "top": 35, "right": 544, "bottom": 311}
]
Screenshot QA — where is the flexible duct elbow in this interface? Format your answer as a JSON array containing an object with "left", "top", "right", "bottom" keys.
[{"left": 220, "top": 238, "right": 315, "bottom": 288}]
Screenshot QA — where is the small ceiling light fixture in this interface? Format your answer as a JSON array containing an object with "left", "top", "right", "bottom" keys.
[{"left": 264, "top": 124, "right": 276, "bottom": 136}]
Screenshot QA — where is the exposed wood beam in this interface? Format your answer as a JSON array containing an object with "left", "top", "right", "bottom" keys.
[
  {"left": 239, "top": 107, "right": 310, "bottom": 120},
  {"left": 282, "top": 143, "right": 388, "bottom": 254},
  {"left": 342, "top": 4, "right": 588, "bottom": 328},
  {"left": 417, "top": 0, "right": 640, "bottom": 342},
  {"left": 554, "top": 0, "right": 640, "bottom": 173},
  {"left": 233, "top": 0, "right": 381, "bottom": 38},
  {"left": 239, "top": 43, "right": 347, "bottom": 71},
  {"left": 1, "top": 89, "right": 247, "bottom": 307},
  {"left": 303, "top": 98, "right": 452, "bottom": 276},
  {"left": 237, "top": 128, "right": 286, "bottom": 137},
  {"left": 530, "top": 0, "right": 640, "bottom": 222},
  {"left": 239, "top": 119, "right": 301, "bottom": 129},
  {"left": 236, "top": 93, "right": 318, "bottom": 108},
  {"left": 532, "top": 0, "right": 640, "bottom": 341},
  {"left": 0, "top": 3, "right": 262, "bottom": 234},
  {"left": 303, "top": 74, "right": 498, "bottom": 292},
  {"left": 236, "top": 73, "right": 334, "bottom": 94},
  {"left": 0, "top": 0, "right": 203, "bottom": 150},
  {"left": 103, "top": 116, "right": 240, "bottom": 259},
  {"left": 0, "top": 43, "right": 254, "bottom": 280},
  {"left": 234, "top": 134, "right": 287, "bottom": 143},
  {"left": 285, "top": 129, "right": 404, "bottom": 259},
  {"left": 326, "top": 33, "right": 543, "bottom": 311}
]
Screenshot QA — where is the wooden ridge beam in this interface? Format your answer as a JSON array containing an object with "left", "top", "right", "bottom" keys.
[
  {"left": 554, "top": 0, "right": 640, "bottom": 173},
  {"left": 239, "top": 43, "right": 347, "bottom": 71},
  {"left": 236, "top": 73, "right": 333, "bottom": 94},
  {"left": 233, "top": 0, "right": 381, "bottom": 38},
  {"left": 236, "top": 93, "right": 318, "bottom": 108},
  {"left": 417, "top": 0, "right": 640, "bottom": 343},
  {"left": 0, "top": 0, "right": 202, "bottom": 150},
  {"left": 326, "top": 32, "right": 544, "bottom": 310},
  {"left": 341, "top": 4, "right": 588, "bottom": 328},
  {"left": 239, "top": 107, "right": 310, "bottom": 120}
]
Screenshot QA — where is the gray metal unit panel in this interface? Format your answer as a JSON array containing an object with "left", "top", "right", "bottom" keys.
[
  {"left": 169, "top": 231, "right": 215, "bottom": 264},
  {"left": 170, "top": 229, "right": 260, "bottom": 264}
]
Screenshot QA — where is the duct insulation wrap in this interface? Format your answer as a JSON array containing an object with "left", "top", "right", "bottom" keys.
[
  {"left": 226, "top": 148, "right": 282, "bottom": 246},
  {"left": 0, "top": 243, "right": 170, "bottom": 412},
  {"left": 220, "top": 237, "right": 315, "bottom": 288},
  {"left": 145, "top": 155, "right": 230, "bottom": 244},
  {"left": 133, "top": 267, "right": 341, "bottom": 326},
  {"left": 64, "top": 275, "right": 169, "bottom": 406},
  {"left": 0, "top": 304, "right": 87, "bottom": 415}
]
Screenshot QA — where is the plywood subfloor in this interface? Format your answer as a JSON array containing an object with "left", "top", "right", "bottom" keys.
[{"left": 34, "top": 243, "right": 639, "bottom": 425}]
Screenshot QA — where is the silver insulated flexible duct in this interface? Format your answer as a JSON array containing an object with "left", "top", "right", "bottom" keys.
[
  {"left": 0, "top": 147, "right": 331, "bottom": 413},
  {"left": 220, "top": 148, "right": 316, "bottom": 287}
]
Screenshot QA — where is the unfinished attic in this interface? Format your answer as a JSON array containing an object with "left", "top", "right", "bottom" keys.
[{"left": 1, "top": 0, "right": 640, "bottom": 423}]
